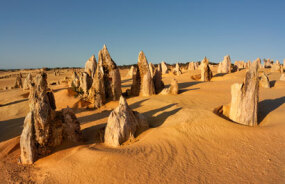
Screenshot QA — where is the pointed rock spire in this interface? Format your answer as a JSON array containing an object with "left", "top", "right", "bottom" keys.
[
  {"left": 131, "top": 51, "right": 155, "bottom": 96},
  {"left": 104, "top": 96, "right": 149, "bottom": 147}
]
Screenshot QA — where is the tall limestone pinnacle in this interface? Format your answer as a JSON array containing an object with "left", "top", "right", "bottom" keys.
[
  {"left": 87, "top": 45, "right": 122, "bottom": 108},
  {"left": 85, "top": 54, "right": 97, "bottom": 78},
  {"left": 200, "top": 57, "right": 212, "bottom": 82},
  {"left": 131, "top": 51, "right": 155, "bottom": 96},
  {"left": 228, "top": 59, "right": 259, "bottom": 126},
  {"left": 20, "top": 73, "right": 82, "bottom": 164}
]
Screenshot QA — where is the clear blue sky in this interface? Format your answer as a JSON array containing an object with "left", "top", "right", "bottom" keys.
[{"left": 0, "top": 0, "right": 284, "bottom": 69}]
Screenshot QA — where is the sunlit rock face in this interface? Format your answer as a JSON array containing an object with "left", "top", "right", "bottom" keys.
[
  {"left": 200, "top": 57, "right": 212, "bottom": 82},
  {"left": 20, "top": 73, "right": 82, "bottom": 164},
  {"left": 104, "top": 96, "right": 148, "bottom": 147},
  {"left": 87, "top": 45, "right": 122, "bottom": 108},
  {"left": 228, "top": 59, "right": 259, "bottom": 126},
  {"left": 259, "top": 72, "right": 270, "bottom": 88},
  {"left": 85, "top": 55, "right": 97, "bottom": 78},
  {"left": 131, "top": 51, "right": 155, "bottom": 97}
]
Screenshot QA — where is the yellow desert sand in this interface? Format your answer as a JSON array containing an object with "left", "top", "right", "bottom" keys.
[{"left": 0, "top": 66, "right": 284, "bottom": 183}]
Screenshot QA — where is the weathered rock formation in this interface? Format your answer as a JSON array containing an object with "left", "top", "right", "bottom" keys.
[
  {"left": 188, "top": 62, "right": 197, "bottom": 71},
  {"left": 271, "top": 62, "right": 281, "bottom": 72},
  {"left": 87, "top": 45, "right": 122, "bottom": 107},
  {"left": 160, "top": 79, "right": 179, "bottom": 95},
  {"left": 88, "top": 63, "right": 105, "bottom": 108},
  {"left": 71, "top": 72, "right": 80, "bottom": 89},
  {"left": 161, "top": 61, "right": 169, "bottom": 74},
  {"left": 99, "top": 45, "right": 122, "bottom": 100},
  {"left": 264, "top": 59, "right": 272, "bottom": 68},
  {"left": 259, "top": 72, "right": 270, "bottom": 88},
  {"left": 85, "top": 55, "right": 97, "bottom": 78},
  {"left": 152, "top": 65, "right": 165, "bottom": 93},
  {"left": 23, "top": 73, "right": 33, "bottom": 90},
  {"left": 173, "top": 63, "right": 182, "bottom": 76},
  {"left": 126, "top": 66, "right": 136, "bottom": 78},
  {"left": 149, "top": 62, "right": 155, "bottom": 78},
  {"left": 79, "top": 72, "right": 92, "bottom": 95},
  {"left": 246, "top": 60, "right": 251, "bottom": 69},
  {"left": 280, "top": 74, "right": 285, "bottom": 81},
  {"left": 223, "top": 59, "right": 259, "bottom": 126},
  {"left": 104, "top": 96, "right": 148, "bottom": 147},
  {"left": 131, "top": 51, "right": 155, "bottom": 96},
  {"left": 14, "top": 75, "right": 23, "bottom": 88},
  {"left": 234, "top": 61, "right": 246, "bottom": 70},
  {"left": 200, "top": 57, "right": 213, "bottom": 82},
  {"left": 20, "top": 73, "right": 82, "bottom": 164},
  {"left": 217, "top": 55, "right": 232, "bottom": 73}
]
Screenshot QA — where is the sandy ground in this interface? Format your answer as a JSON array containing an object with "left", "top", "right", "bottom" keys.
[{"left": 0, "top": 67, "right": 284, "bottom": 183}]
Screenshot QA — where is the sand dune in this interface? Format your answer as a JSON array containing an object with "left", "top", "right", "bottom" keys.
[{"left": 0, "top": 68, "right": 284, "bottom": 183}]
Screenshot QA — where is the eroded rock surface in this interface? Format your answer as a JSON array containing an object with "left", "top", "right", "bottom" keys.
[
  {"left": 173, "top": 63, "right": 182, "bottom": 76},
  {"left": 226, "top": 59, "right": 259, "bottom": 126},
  {"left": 217, "top": 55, "right": 232, "bottom": 73},
  {"left": 87, "top": 45, "right": 122, "bottom": 107},
  {"left": 259, "top": 72, "right": 270, "bottom": 88},
  {"left": 160, "top": 79, "right": 178, "bottom": 95},
  {"left": 23, "top": 73, "right": 33, "bottom": 90},
  {"left": 131, "top": 51, "right": 155, "bottom": 96},
  {"left": 85, "top": 55, "right": 97, "bottom": 78},
  {"left": 104, "top": 96, "right": 148, "bottom": 147},
  {"left": 20, "top": 73, "right": 82, "bottom": 164},
  {"left": 200, "top": 57, "right": 213, "bottom": 82},
  {"left": 14, "top": 75, "right": 23, "bottom": 88},
  {"left": 161, "top": 61, "right": 169, "bottom": 74}
]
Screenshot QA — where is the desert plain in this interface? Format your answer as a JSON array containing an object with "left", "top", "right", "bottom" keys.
[{"left": 0, "top": 58, "right": 285, "bottom": 184}]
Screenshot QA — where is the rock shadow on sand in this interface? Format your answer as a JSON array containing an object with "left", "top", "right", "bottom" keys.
[
  {"left": 0, "top": 99, "right": 28, "bottom": 107},
  {"left": 213, "top": 96, "right": 285, "bottom": 125},
  {"left": 0, "top": 116, "right": 25, "bottom": 142},
  {"left": 77, "top": 99, "right": 149, "bottom": 125},
  {"left": 258, "top": 96, "right": 285, "bottom": 123}
]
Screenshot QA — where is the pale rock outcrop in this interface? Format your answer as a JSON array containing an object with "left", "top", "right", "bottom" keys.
[
  {"left": 85, "top": 55, "right": 97, "bottom": 78},
  {"left": 71, "top": 72, "right": 80, "bottom": 89},
  {"left": 200, "top": 57, "right": 213, "bottom": 82},
  {"left": 14, "top": 75, "right": 23, "bottom": 88},
  {"left": 161, "top": 61, "right": 169, "bottom": 74},
  {"left": 259, "top": 72, "right": 270, "bottom": 88},
  {"left": 226, "top": 59, "right": 259, "bottom": 126},
  {"left": 264, "top": 59, "right": 272, "bottom": 68},
  {"left": 271, "top": 62, "right": 281, "bottom": 72},
  {"left": 23, "top": 73, "right": 33, "bottom": 90},
  {"left": 246, "top": 60, "right": 251, "bottom": 69},
  {"left": 234, "top": 61, "right": 246, "bottom": 70},
  {"left": 79, "top": 72, "right": 92, "bottom": 95},
  {"left": 88, "top": 62, "right": 105, "bottom": 108},
  {"left": 218, "top": 55, "right": 232, "bottom": 73},
  {"left": 104, "top": 96, "right": 148, "bottom": 147},
  {"left": 280, "top": 74, "right": 285, "bottom": 81},
  {"left": 99, "top": 45, "right": 122, "bottom": 100},
  {"left": 188, "top": 62, "right": 196, "bottom": 71},
  {"left": 131, "top": 51, "right": 155, "bottom": 96},
  {"left": 160, "top": 79, "right": 179, "bottom": 95},
  {"left": 173, "top": 63, "right": 182, "bottom": 76},
  {"left": 217, "top": 62, "right": 222, "bottom": 73},
  {"left": 88, "top": 45, "right": 122, "bottom": 107},
  {"left": 20, "top": 73, "right": 82, "bottom": 164},
  {"left": 149, "top": 62, "right": 155, "bottom": 78},
  {"left": 20, "top": 112, "right": 36, "bottom": 165},
  {"left": 126, "top": 66, "right": 136, "bottom": 78}
]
